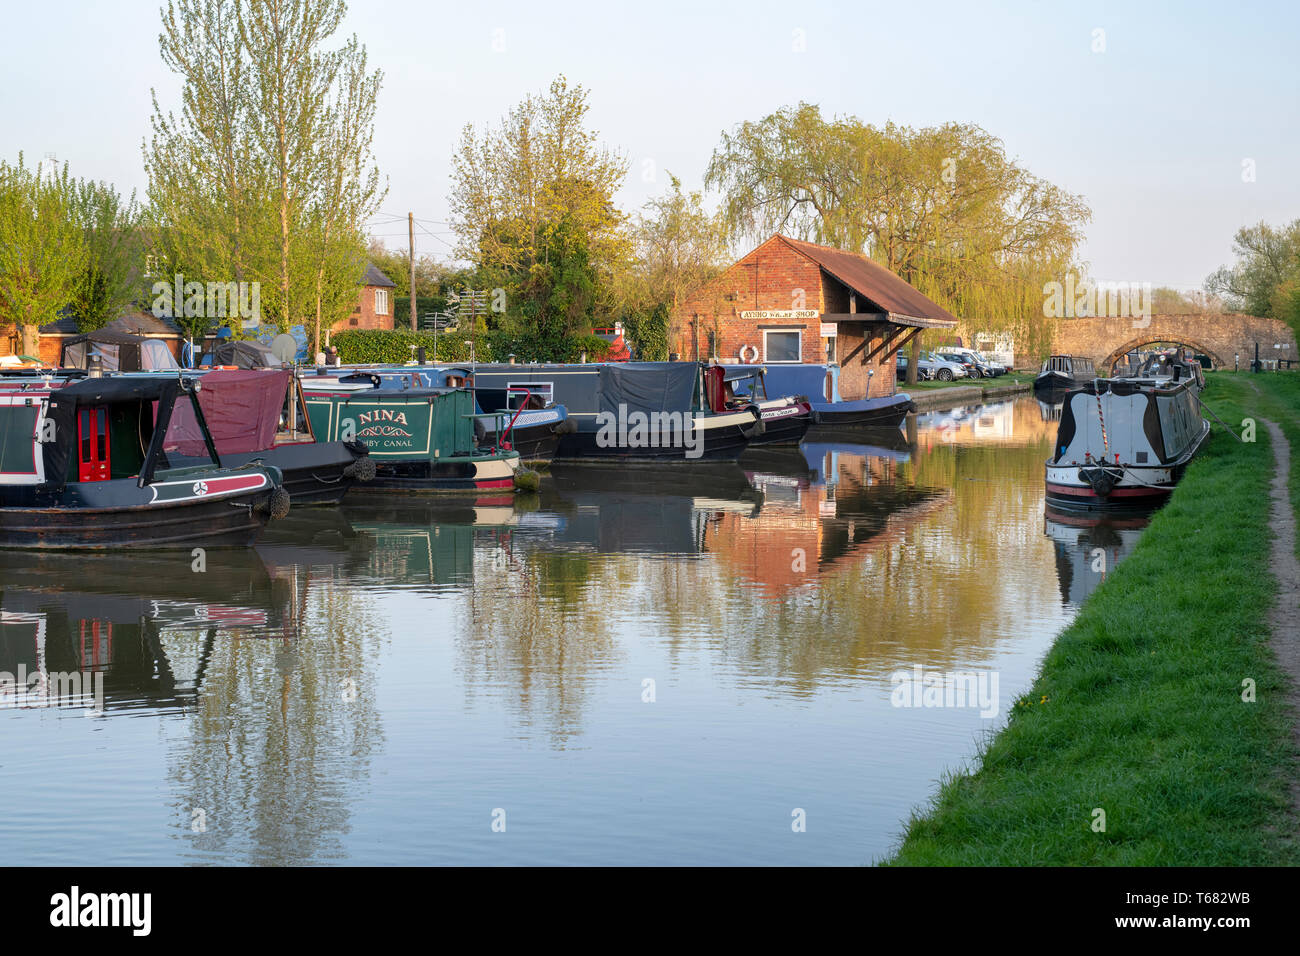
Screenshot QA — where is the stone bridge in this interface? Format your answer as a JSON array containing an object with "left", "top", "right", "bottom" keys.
[{"left": 1048, "top": 313, "right": 1296, "bottom": 371}]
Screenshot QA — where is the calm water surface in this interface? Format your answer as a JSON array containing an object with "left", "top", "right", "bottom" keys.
[{"left": 0, "top": 395, "right": 1149, "bottom": 865}]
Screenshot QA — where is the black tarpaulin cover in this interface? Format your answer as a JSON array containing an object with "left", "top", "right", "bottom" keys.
[{"left": 595, "top": 363, "right": 697, "bottom": 417}]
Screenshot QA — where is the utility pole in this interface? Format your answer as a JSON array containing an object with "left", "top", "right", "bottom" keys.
[{"left": 408, "top": 212, "right": 417, "bottom": 332}]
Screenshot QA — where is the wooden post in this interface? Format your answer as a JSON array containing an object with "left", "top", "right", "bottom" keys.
[{"left": 408, "top": 213, "right": 417, "bottom": 332}]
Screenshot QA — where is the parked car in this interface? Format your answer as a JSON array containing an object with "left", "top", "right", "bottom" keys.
[
  {"left": 921, "top": 351, "right": 968, "bottom": 381},
  {"left": 936, "top": 351, "right": 984, "bottom": 379},
  {"left": 952, "top": 348, "right": 1007, "bottom": 377},
  {"left": 896, "top": 353, "right": 933, "bottom": 381}
]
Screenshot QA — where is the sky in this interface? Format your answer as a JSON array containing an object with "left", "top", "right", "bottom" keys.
[{"left": 2, "top": 0, "right": 1297, "bottom": 290}]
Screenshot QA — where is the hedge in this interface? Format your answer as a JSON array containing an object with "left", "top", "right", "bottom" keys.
[{"left": 330, "top": 329, "right": 490, "bottom": 365}]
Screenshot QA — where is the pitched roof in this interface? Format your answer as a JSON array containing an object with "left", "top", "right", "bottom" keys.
[
  {"left": 41, "top": 307, "right": 183, "bottom": 337},
  {"left": 361, "top": 262, "right": 397, "bottom": 288},
  {"left": 774, "top": 235, "right": 958, "bottom": 328}
]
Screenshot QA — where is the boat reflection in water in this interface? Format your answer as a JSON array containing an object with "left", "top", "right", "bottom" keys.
[
  {"left": 1043, "top": 506, "right": 1152, "bottom": 608},
  {"left": 0, "top": 549, "right": 288, "bottom": 714}
]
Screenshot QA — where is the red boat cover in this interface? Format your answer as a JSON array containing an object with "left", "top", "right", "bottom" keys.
[{"left": 162, "top": 369, "right": 289, "bottom": 457}]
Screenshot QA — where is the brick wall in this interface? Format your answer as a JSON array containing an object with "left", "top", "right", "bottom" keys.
[
  {"left": 672, "top": 237, "right": 910, "bottom": 400},
  {"left": 333, "top": 284, "right": 396, "bottom": 332},
  {"left": 674, "top": 238, "right": 827, "bottom": 364},
  {"left": 1049, "top": 313, "right": 1298, "bottom": 370}
]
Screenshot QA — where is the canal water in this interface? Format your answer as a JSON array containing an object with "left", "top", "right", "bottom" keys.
[{"left": 0, "top": 395, "right": 1149, "bottom": 865}]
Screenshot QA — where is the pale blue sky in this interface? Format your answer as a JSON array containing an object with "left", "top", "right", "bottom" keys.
[{"left": 2, "top": 0, "right": 1296, "bottom": 289}]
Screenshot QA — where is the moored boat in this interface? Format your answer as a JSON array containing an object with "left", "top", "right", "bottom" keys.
[
  {"left": 0, "top": 376, "right": 289, "bottom": 549},
  {"left": 189, "top": 369, "right": 374, "bottom": 505},
  {"left": 1044, "top": 375, "right": 1210, "bottom": 511},
  {"left": 299, "top": 383, "right": 520, "bottom": 492},
  {"left": 1034, "top": 355, "right": 1096, "bottom": 401},
  {"left": 726, "top": 363, "right": 916, "bottom": 430},
  {"left": 464, "top": 362, "right": 762, "bottom": 463},
  {"left": 305, "top": 366, "right": 574, "bottom": 466},
  {"left": 720, "top": 366, "right": 812, "bottom": 445}
]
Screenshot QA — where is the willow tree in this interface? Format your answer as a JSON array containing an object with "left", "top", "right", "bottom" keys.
[
  {"left": 145, "top": 0, "right": 384, "bottom": 338},
  {"left": 0, "top": 155, "right": 86, "bottom": 355},
  {"left": 450, "top": 76, "right": 629, "bottom": 340},
  {"left": 705, "top": 104, "right": 1091, "bottom": 362}
]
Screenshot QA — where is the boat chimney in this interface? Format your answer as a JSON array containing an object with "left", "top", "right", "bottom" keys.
[
  {"left": 417, "top": 346, "right": 427, "bottom": 365},
  {"left": 508, "top": 354, "right": 516, "bottom": 365},
  {"left": 88, "top": 355, "right": 103, "bottom": 378}
]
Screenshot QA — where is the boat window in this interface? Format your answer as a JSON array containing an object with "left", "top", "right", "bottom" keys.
[{"left": 506, "top": 382, "right": 552, "bottom": 410}]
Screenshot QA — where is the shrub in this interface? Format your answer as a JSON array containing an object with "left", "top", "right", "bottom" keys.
[{"left": 330, "top": 328, "right": 490, "bottom": 365}]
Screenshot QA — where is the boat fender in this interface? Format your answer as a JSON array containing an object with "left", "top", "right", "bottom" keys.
[
  {"left": 739, "top": 344, "right": 760, "bottom": 364},
  {"left": 472, "top": 417, "right": 489, "bottom": 445},
  {"left": 740, "top": 404, "right": 766, "bottom": 439},
  {"left": 344, "top": 456, "right": 377, "bottom": 483},
  {"left": 553, "top": 418, "right": 578, "bottom": 436},
  {"left": 1078, "top": 466, "right": 1116, "bottom": 497},
  {"left": 256, "top": 486, "right": 292, "bottom": 520}
]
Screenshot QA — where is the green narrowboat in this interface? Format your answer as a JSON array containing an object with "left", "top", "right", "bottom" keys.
[{"left": 301, "top": 385, "right": 519, "bottom": 493}]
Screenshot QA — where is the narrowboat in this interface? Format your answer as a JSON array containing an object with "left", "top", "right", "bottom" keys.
[
  {"left": 718, "top": 366, "right": 813, "bottom": 445},
  {"left": 303, "top": 366, "right": 573, "bottom": 466},
  {"left": 725, "top": 363, "right": 916, "bottom": 429},
  {"left": 1034, "top": 355, "right": 1096, "bottom": 400},
  {"left": 0, "top": 375, "right": 288, "bottom": 549},
  {"left": 465, "top": 362, "right": 763, "bottom": 463},
  {"left": 190, "top": 369, "right": 374, "bottom": 505},
  {"left": 299, "top": 383, "right": 520, "bottom": 492},
  {"left": 1044, "top": 375, "right": 1210, "bottom": 511}
]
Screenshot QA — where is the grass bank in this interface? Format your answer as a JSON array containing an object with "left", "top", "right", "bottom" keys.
[
  {"left": 886, "top": 372, "right": 1300, "bottom": 865},
  {"left": 905, "top": 371, "right": 1036, "bottom": 390}
]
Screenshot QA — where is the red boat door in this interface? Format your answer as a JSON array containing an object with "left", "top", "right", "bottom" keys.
[{"left": 77, "top": 406, "right": 110, "bottom": 482}]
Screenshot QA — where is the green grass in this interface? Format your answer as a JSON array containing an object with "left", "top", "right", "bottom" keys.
[
  {"left": 885, "top": 372, "right": 1300, "bottom": 865},
  {"left": 904, "top": 371, "right": 1036, "bottom": 390}
]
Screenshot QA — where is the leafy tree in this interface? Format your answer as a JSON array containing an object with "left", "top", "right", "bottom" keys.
[
  {"left": 1205, "top": 219, "right": 1300, "bottom": 320},
  {"left": 704, "top": 104, "right": 1091, "bottom": 364},
  {"left": 68, "top": 179, "right": 142, "bottom": 332},
  {"left": 144, "top": 0, "right": 384, "bottom": 340},
  {"left": 450, "top": 75, "right": 629, "bottom": 344},
  {"left": 0, "top": 155, "right": 86, "bottom": 354}
]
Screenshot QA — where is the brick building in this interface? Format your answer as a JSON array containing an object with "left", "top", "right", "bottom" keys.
[
  {"left": 336, "top": 262, "right": 397, "bottom": 331},
  {"left": 674, "top": 235, "right": 957, "bottom": 401}
]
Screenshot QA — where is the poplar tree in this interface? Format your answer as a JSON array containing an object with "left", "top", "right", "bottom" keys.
[
  {"left": 144, "top": 0, "right": 384, "bottom": 338},
  {"left": 0, "top": 155, "right": 86, "bottom": 355}
]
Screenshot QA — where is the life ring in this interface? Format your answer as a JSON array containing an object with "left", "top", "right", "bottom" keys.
[{"left": 739, "top": 344, "right": 760, "bottom": 364}]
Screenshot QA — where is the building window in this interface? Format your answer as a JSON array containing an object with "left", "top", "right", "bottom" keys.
[
  {"left": 375, "top": 289, "right": 390, "bottom": 315},
  {"left": 763, "top": 329, "right": 802, "bottom": 363},
  {"left": 826, "top": 334, "right": 837, "bottom": 363}
]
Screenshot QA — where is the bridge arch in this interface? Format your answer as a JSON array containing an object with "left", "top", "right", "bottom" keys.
[{"left": 1101, "top": 335, "right": 1225, "bottom": 373}]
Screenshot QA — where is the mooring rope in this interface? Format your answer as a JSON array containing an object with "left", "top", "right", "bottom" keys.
[{"left": 1194, "top": 393, "right": 1246, "bottom": 442}]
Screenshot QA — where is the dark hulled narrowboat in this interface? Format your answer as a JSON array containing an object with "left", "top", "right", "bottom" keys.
[
  {"left": 725, "top": 363, "right": 916, "bottom": 430},
  {"left": 1034, "top": 355, "right": 1096, "bottom": 401},
  {"left": 1044, "top": 375, "right": 1210, "bottom": 511},
  {"left": 466, "top": 362, "right": 763, "bottom": 463},
  {"left": 0, "top": 376, "right": 288, "bottom": 549}
]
